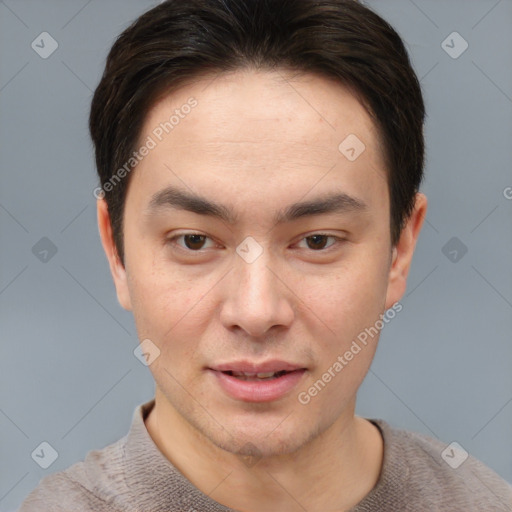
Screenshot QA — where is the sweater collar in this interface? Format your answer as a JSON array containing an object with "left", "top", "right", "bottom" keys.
[
  {"left": 122, "top": 399, "right": 408, "bottom": 511},
  {"left": 122, "top": 398, "right": 236, "bottom": 511}
]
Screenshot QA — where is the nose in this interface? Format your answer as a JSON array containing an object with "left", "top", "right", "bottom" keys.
[{"left": 219, "top": 246, "right": 295, "bottom": 338}]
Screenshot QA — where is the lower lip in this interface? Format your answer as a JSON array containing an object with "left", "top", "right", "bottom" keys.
[{"left": 209, "top": 369, "right": 307, "bottom": 402}]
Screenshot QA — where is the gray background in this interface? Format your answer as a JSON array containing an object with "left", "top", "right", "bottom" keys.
[{"left": 1, "top": 0, "right": 511, "bottom": 510}]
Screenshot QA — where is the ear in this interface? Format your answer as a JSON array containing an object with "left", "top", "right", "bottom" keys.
[
  {"left": 97, "top": 198, "right": 133, "bottom": 311},
  {"left": 385, "top": 192, "right": 427, "bottom": 309}
]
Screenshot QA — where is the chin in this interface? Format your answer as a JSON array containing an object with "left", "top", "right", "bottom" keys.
[
  {"left": 200, "top": 414, "right": 320, "bottom": 460},
  {"left": 215, "top": 431, "right": 308, "bottom": 459}
]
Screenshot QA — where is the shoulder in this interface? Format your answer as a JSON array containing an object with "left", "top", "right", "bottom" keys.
[
  {"left": 365, "top": 419, "right": 512, "bottom": 511},
  {"left": 18, "top": 435, "right": 128, "bottom": 512}
]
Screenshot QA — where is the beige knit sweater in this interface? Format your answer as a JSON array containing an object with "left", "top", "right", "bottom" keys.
[{"left": 19, "top": 399, "right": 512, "bottom": 511}]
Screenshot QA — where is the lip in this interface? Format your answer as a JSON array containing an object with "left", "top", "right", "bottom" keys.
[
  {"left": 210, "top": 360, "right": 305, "bottom": 373},
  {"left": 207, "top": 360, "right": 307, "bottom": 402}
]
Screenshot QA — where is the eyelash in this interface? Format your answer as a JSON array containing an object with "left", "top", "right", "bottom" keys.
[{"left": 166, "top": 232, "right": 345, "bottom": 254}]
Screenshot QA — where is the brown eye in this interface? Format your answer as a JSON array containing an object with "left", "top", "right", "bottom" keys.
[
  {"left": 294, "top": 233, "right": 345, "bottom": 254},
  {"left": 167, "top": 233, "right": 215, "bottom": 251},
  {"left": 305, "top": 234, "right": 330, "bottom": 250},
  {"left": 182, "top": 234, "right": 207, "bottom": 250}
]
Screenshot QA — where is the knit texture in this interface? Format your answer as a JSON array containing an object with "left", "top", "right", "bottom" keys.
[{"left": 19, "top": 399, "right": 512, "bottom": 511}]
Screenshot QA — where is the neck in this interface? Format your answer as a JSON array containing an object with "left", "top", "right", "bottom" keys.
[{"left": 145, "top": 389, "right": 383, "bottom": 512}]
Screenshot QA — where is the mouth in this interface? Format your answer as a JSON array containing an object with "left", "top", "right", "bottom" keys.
[
  {"left": 207, "top": 361, "right": 307, "bottom": 402},
  {"left": 220, "top": 370, "right": 292, "bottom": 381}
]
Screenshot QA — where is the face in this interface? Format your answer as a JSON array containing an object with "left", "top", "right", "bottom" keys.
[{"left": 98, "top": 69, "right": 425, "bottom": 458}]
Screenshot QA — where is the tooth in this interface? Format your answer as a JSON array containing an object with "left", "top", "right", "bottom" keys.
[
  {"left": 255, "top": 372, "right": 275, "bottom": 378},
  {"left": 231, "top": 371, "right": 255, "bottom": 377},
  {"left": 230, "top": 371, "right": 278, "bottom": 379}
]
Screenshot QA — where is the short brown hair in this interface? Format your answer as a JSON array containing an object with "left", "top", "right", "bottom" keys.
[{"left": 90, "top": 0, "right": 425, "bottom": 265}]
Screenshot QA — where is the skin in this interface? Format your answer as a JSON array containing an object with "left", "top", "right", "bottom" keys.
[{"left": 97, "top": 69, "right": 427, "bottom": 511}]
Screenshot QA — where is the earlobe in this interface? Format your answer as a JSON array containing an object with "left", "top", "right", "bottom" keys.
[
  {"left": 385, "top": 193, "right": 427, "bottom": 309},
  {"left": 96, "top": 198, "right": 133, "bottom": 311}
]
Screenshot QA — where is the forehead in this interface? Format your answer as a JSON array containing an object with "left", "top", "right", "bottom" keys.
[
  {"left": 143, "top": 69, "right": 380, "bottom": 150},
  {"left": 129, "top": 69, "right": 387, "bottom": 215}
]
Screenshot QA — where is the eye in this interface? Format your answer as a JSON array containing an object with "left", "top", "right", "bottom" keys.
[
  {"left": 167, "top": 233, "right": 216, "bottom": 251},
  {"left": 296, "top": 233, "right": 342, "bottom": 251},
  {"left": 166, "top": 232, "right": 345, "bottom": 254}
]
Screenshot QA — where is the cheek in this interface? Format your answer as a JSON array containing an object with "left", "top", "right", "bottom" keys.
[
  {"left": 126, "top": 255, "right": 218, "bottom": 361},
  {"left": 295, "top": 259, "right": 387, "bottom": 412},
  {"left": 128, "top": 269, "right": 205, "bottom": 386},
  {"left": 297, "top": 249, "right": 389, "bottom": 342}
]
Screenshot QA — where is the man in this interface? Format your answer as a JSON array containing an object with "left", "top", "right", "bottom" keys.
[{"left": 20, "top": 0, "right": 512, "bottom": 510}]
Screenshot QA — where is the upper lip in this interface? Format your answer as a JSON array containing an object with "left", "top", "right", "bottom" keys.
[{"left": 209, "top": 360, "right": 306, "bottom": 373}]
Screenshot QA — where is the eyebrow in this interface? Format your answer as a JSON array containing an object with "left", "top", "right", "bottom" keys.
[{"left": 144, "top": 185, "right": 368, "bottom": 225}]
